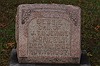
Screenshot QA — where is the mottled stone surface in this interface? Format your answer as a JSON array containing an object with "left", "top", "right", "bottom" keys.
[
  {"left": 10, "top": 49, "right": 91, "bottom": 66},
  {"left": 16, "top": 4, "right": 81, "bottom": 63}
]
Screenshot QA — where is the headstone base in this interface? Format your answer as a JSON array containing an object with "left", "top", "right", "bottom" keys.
[{"left": 9, "top": 49, "right": 91, "bottom": 66}]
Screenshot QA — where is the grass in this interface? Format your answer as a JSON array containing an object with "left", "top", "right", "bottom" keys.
[{"left": 0, "top": 0, "right": 100, "bottom": 66}]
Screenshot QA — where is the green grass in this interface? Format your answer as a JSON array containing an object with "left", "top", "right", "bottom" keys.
[{"left": 0, "top": 0, "right": 100, "bottom": 66}]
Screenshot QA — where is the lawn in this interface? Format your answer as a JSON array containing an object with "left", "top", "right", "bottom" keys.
[{"left": 0, "top": 0, "right": 100, "bottom": 66}]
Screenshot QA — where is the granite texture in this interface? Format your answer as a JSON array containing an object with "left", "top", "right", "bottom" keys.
[
  {"left": 9, "top": 49, "right": 91, "bottom": 66},
  {"left": 16, "top": 4, "right": 81, "bottom": 63}
]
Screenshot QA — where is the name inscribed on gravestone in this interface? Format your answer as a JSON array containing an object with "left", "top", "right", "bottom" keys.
[{"left": 28, "top": 18, "right": 71, "bottom": 57}]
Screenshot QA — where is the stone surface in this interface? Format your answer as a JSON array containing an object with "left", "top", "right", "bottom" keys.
[
  {"left": 16, "top": 4, "right": 81, "bottom": 63},
  {"left": 10, "top": 49, "right": 91, "bottom": 66}
]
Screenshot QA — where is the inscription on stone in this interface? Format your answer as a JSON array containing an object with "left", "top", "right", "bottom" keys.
[
  {"left": 16, "top": 4, "right": 81, "bottom": 63},
  {"left": 28, "top": 18, "right": 71, "bottom": 57}
]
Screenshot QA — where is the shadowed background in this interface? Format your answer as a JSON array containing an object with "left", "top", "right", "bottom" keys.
[{"left": 0, "top": 0, "right": 100, "bottom": 66}]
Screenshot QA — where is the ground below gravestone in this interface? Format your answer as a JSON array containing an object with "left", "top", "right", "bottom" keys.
[{"left": 0, "top": 0, "right": 100, "bottom": 66}]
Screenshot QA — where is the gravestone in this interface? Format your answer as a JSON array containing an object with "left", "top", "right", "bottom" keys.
[{"left": 16, "top": 4, "right": 81, "bottom": 64}]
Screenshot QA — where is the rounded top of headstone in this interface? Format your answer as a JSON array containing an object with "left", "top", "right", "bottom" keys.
[{"left": 17, "top": 4, "right": 81, "bottom": 10}]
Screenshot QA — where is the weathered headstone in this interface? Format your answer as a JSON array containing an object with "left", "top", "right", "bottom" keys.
[{"left": 16, "top": 4, "right": 81, "bottom": 63}]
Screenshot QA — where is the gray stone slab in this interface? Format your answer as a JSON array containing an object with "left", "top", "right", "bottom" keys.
[
  {"left": 16, "top": 4, "right": 81, "bottom": 63},
  {"left": 9, "top": 49, "right": 91, "bottom": 66}
]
